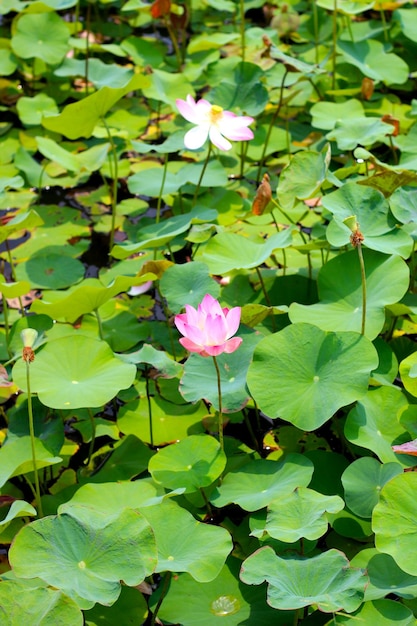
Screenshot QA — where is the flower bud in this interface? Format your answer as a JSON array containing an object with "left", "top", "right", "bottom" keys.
[{"left": 21, "top": 328, "right": 38, "bottom": 349}]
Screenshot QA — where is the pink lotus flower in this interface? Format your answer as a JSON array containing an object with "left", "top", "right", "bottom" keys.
[
  {"left": 392, "top": 439, "right": 417, "bottom": 456},
  {"left": 175, "top": 293, "right": 242, "bottom": 357},
  {"left": 176, "top": 95, "right": 254, "bottom": 151}
]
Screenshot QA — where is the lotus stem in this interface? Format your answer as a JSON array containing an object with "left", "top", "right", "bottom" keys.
[
  {"left": 25, "top": 358, "right": 43, "bottom": 517},
  {"left": 156, "top": 154, "right": 168, "bottom": 225},
  {"left": 193, "top": 143, "right": 212, "bottom": 204},
  {"left": 357, "top": 241, "right": 367, "bottom": 335},
  {"left": 150, "top": 571, "right": 172, "bottom": 626},
  {"left": 212, "top": 356, "right": 224, "bottom": 451},
  {"left": 86, "top": 408, "right": 96, "bottom": 467},
  {"left": 256, "top": 68, "right": 289, "bottom": 183},
  {"left": 145, "top": 365, "right": 154, "bottom": 447},
  {"left": 240, "top": 0, "right": 246, "bottom": 63},
  {"left": 102, "top": 118, "right": 119, "bottom": 255}
]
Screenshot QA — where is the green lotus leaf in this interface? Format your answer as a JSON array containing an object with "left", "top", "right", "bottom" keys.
[
  {"left": 351, "top": 548, "right": 417, "bottom": 601},
  {"left": 42, "top": 75, "right": 149, "bottom": 139},
  {"left": 0, "top": 436, "right": 62, "bottom": 488},
  {"left": 31, "top": 275, "right": 155, "bottom": 323},
  {"left": 394, "top": 8, "right": 417, "bottom": 42},
  {"left": 36, "top": 137, "right": 110, "bottom": 174},
  {"left": 0, "top": 275, "right": 30, "bottom": 298},
  {"left": 210, "top": 62, "right": 268, "bottom": 116},
  {"left": 390, "top": 186, "right": 417, "bottom": 223},
  {"left": 344, "top": 386, "right": 412, "bottom": 465},
  {"left": 289, "top": 251, "right": 410, "bottom": 339},
  {"left": 127, "top": 167, "right": 181, "bottom": 196},
  {"left": 54, "top": 58, "right": 133, "bottom": 89},
  {"left": 337, "top": 39, "right": 409, "bottom": 85},
  {"left": 11, "top": 12, "right": 70, "bottom": 65},
  {"left": 159, "top": 261, "right": 220, "bottom": 313},
  {"left": 117, "top": 395, "right": 206, "bottom": 446},
  {"left": 84, "top": 587, "right": 148, "bottom": 626},
  {"left": 141, "top": 499, "right": 233, "bottom": 581},
  {"left": 326, "top": 117, "right": 395, "bottom": 151},
  {"left": 211, "top": 454, "right": 314, "bottom": 511},
  {"left": 148, "top": 434, "right": 226, "bottom": 493},
  {"left": 150, "top": 558, "right": 285, "bottom": 626},
  {"left": 373, "top": 472, "right": 417, "bottom": 576},
  {"left": 200, "top": 229, "right": 296, "bottom": 275},
  {"left": 399, "top": 351, "right": 417, "bottom": 397},
  {"left": 270, "top": 47, "right": 326, "bottom": 73},
  {"left": 142, "top": 68, "right": 194, "bottom": 107},
  {"left": 16, "top": 93, "right": 59, "bottom": 126},
  {"left": 341, "top": 457, "right": 402, "bottom": 519},
  {"left": 0, "top": 209, "right": 43, "bottom": 245},
  {"left": 15, "top": 252, "right": 84, "bottom": 289},
  {"left": 277, "top": 146, "right": 330, "bottom": 210},
  {"left": 9, "top": 509, "right": 157, "bottom": 608},
  {"left": 0, "top": 48, "right": 17, "bottom": 76},
  {"left": 240, "top": 546, "right": 366, "bottom": 612},
  {"left": 112, "top": 208, "right": 217, "bottom": 258},
  {"left": 310, "top": 99, "right": 365, "bottom": 130},
  {"left": 247, "top": 323, "right": 378, "bottom": 430},
  {"left": 329, "top": 598, "right": 416, "bottom": 625},
  {"left": 0, "top": 580, "right": 83, "bottom": 626},
  {"left": 252, "top": 487, "right": 344, "bottom": 542},
  {"left": 179, "top": 329, "right": 261, "bottom": 412},
  {"left": 0, "top": 500, "right": 37, "bottom": 534},
  {"left": 60, "top": 479, "right": 180, "bottom": 518},
  {"left": 322, "top": 182, "right": 413, "bottom": 257},
  {"left": 12, "top": 335, "right": 136, "bottom": 409},
  {"left": 121, "top": 344, "right": 182, "bottom": 378}
]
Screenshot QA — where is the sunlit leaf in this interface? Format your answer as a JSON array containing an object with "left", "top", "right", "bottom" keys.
[
  {"left": 247, "top": 323, "right": 378, "bottom": 430},
  {"left": 240, "top": 547, "right": 366, "bottom": 612}
]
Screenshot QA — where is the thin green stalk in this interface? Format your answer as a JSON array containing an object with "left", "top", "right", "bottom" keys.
[
  {"left": 240, "top": 0, "right": 246, "bottom": 63},
  {"left": 293, "top": 607, "right": 300, "bottom": 626},
  {"left": 102, "top": 119, "right": 119, "bottom": 254},
  {"left": 156, "top": 154, "right": 169, "bottom": 224},
  {"left": 199, "top": 487, "right": 213, "bottom": 516},
  {"left": 86, "top": 408, "right": 96, "bottom": 467},
  {"left": 357, "top": 241, "right": 367, "bottom": 335},
  {"left": 145, "top": 366, "right": 154, "bottom": 447},
  {"left": 239, "top": 140, "right": 249, "bottom": 178},
  {"left": 164, "top": 16, "right": 182, "bottom": 68},
  {"left": 94, "top": 308, "right": 104, "bottom": 341},
  {"left": 212, "top": 356, "right": 224, "bottom": 451},
  {"left": 255, "top": 267, "right": 276, "bottom": 332},
  {"left": 85, "top": 2, "right": 91, "bottom": 96},
  {"left": 379, "top": 6, "right": 389, "bottom": 43},
  {"left": 5, "top": 242, "right": 25, "bottom": 315},
  {"left": 257, "top": 69, "right": 289, "bottom": 183},
  {"left": 331, "top": 0, "right": 338, "bottom": 90},
  {"left": 2, "top": 297, "right": 12, "bottom": 358},
  {"left": 193, "top": 144, "right": 212, "bottom": 204},
  {"left": 26, "top": 359, "right": 44, "bottom": 517},
  {"left": 150, "top": 571, "right": 172, "bottom": 626},
  {"left": 243, "top": 409, "right": 259, "bottom": 452},
  {"left": 312, "top": 0, "right": 319, "bottom": 64}
]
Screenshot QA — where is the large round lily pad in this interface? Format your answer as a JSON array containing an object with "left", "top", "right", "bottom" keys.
[
  {"left": 9, "top": 509, "right": 157, "bottom": 608},
  {"left": 148, "top": 434, "right": 226, "bottom": 493},
  {"left": 12, "top": 335, "right": 136, "bottom": 409},
  {"left": 247, "top": 323, "right": 378, "bottom": 430},
  {"left": 373, "top": 472, "right": 417, "bottom": 576},
  {"left": 240, "top": 547, "right": 366, "bottom": 612}
]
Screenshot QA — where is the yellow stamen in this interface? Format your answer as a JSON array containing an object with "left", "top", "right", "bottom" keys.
[{"left": 209, "top": 105, "right": 223, "bottom": 123}]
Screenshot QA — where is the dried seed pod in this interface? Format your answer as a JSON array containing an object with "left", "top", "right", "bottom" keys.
[{"left": 252, "top": 173, "right": 272, "bottom": 216}]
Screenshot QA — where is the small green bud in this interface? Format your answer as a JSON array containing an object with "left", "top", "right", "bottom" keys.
[
  {"left": 21, "top": 328, "right": 38, "bottom": 349},
  {"left": 343, "top": 215, "right": 358, "bottom": 233}
]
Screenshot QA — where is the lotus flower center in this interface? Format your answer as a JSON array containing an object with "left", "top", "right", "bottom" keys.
[{"left": 209, "top": 105, "right": 224, "bottom": 123}]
